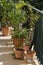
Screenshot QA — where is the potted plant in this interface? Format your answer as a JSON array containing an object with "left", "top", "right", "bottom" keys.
[
  {"left": 11, "top": 3, "right": 27, "bottom": 46},
  {"left": 12, "top": 27, "right": 28, "bottom": 59},
  {"left": 0, "top": 0, "right": 14, "bottom": 36},
  {"left": 12, "top": 28, "right": 28, "bottom": 47},
  {"left": 14, "top": 48, "right": 24, "bottom": 59},
  {"left": 1, "top": 16, "right": 9, "bottom": 36},
  {"left": 10, "top": 2, "right": 28, "bottom": 58},
  {"left": 24, "top": 50, "right": 36, "bottom": 63},
  {"left": 12, "top": 14, "right": 28, "bottom": 58}
]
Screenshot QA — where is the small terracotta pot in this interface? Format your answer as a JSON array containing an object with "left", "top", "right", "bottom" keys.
[
  {"left": 1, "top": 26, "right": 9, "bottom": 36},
  {"left": 23, "top": 45, "right": 30, "bottom": 51},
  {"left": 24, "top": 50, "right": 36, "bottom": 60},
  {"left": 14, "top": 48, "right": 24, "bottom": 59},
  {"left": 13, "top": 38, "right": 25, "bottom": 47},
  {"left": 27, "top": 50, "right": 36, "bottom": 58}
]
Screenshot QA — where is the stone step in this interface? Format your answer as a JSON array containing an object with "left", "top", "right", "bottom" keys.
[
  {"left": 0, "top": 39, "right": 12, "bottom": 42},
  {"left": 0, "top": 36, "right": 14, "bottom": 45},
  {"left": 0, "top": 54, "right": 25, "bottom": 65},
  {"left": 0, "top": 47, "right": 14, "bottom": 53},
  {"left": 0, "top": 36, "right": 12, "bottom": 40},
  {"left": 0, "top": 51, "right": 14, "bottom": 55},
  {"left": 0, "top": 45, "right": 14, "bottom": 48},
  {"left": 0, "top": 41, "right": 13, "bottom": 45}
]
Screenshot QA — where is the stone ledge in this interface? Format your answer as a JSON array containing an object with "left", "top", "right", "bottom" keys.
[{"left": 0, "top": 36, "right": 12, "bottom": 40}]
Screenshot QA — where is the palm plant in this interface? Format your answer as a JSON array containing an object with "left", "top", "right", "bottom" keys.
[{"left": 0, "top": 0, "right": 15, "bottom": 26}]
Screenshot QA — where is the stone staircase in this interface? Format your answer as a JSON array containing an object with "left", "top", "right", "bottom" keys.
[
  {"left": 0, "top": 31, "right": 42, "bottom": 65},
  {"left": 0, "top": 31, "right": 14, "bottom": 55}
]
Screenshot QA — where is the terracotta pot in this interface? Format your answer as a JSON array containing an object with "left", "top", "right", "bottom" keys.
[
  {"left": 2, "top": 26, "right": 9, "bottom": 36},
  {"left": 14, "top": 48, "right": 24, "bottom": 59},
  {"left": 13, "top": 38, "right": 25, "bottom": 47},
  {"left": 27, "top": 50, "right": 36, "bottom": 58},
  {"left": 23, "top": 45, "right": 30, "bottom": 51},
  {"left": 24, "top": 50, "right": 36, "bottom": 60}
]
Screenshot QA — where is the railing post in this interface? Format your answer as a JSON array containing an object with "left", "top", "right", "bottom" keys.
[{"left": 41, "top": 14, "right": 43, "bottom": 59}]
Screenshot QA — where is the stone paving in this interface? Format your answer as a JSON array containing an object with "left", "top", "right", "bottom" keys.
[
  {"left": 0, "top": 54, "right": 36, "bottom": 65},
  {"left": 0, "top": 36, "right": 26, "bottom": 65},
  {"left": 0, "top": 54, "right": 25, "bottom": 65}
]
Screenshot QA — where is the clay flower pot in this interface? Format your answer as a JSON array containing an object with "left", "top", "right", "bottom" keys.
[
  {"left": 13, "top": 38, "right": 25, "bottom": 47},
  {"left": 1, "top": 26, "right": 9, "bottom": 36},
  {"left": 27, "top": 50, "right": 36, "bottom": 58},
  {"left": 23, "top": 45, "right": 30, "bottom": 51},
  {"left": 24, "top": 50, "right": 36, "bottom": 61},
  {"left": 14, "top": 48, "right": 24, "bottom": 59}
]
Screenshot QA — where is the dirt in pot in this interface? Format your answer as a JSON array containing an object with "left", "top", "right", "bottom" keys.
[{"left": 15, "top": 48, "right": 24, "bottom": 51}]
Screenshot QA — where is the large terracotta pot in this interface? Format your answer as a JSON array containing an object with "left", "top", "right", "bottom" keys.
[
  {"left": 14, "top": 48, "right": 24, "bottom": 59},
  {"left": 1, "top": 26, "right": 9, "bottom": 36},
  {"left": 13, "top": 38, "right": 25, "bottom": 47}
]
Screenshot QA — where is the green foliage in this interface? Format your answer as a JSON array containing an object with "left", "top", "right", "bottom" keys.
[
  {"left": 0, "top": 0, "right": 28, "bottom": 39},
  {"left": 0, "top": 0, "right": 15, "bottom": 26},
  {"left": 11, "top": 2, "right": 28, "bottom": 38},
  {"left": 12, "top": 28, "right": 28, "bottom": 38},
  {"left": 15, "top": 1, "right": 40, "bottom": 28},
  {"left": 10, "top": 9, "right": 27, "bottom": 27},
  {"left": 0, "top": 0, "right": 40, "bottom": 39},
  {"left": 15, "top": 1, "right": 27, "bottom": 9},
  {"left": 29, "top": 9, "right": 40, "bottom": 28},
  {"left": 9, "top": 1, "right": 40, "bottom": 38}
]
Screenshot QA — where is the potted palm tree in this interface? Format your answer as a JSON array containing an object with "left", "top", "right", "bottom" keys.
[
  {"left": 10, "top": 3, "right": 28, "bottom": 58},
  {"left": 10, "top": 2, "right": 27, "bottom": 47},
  {"left": 0, "top": 0, "right": 13, "bottom": 36},
  {"left": 13, "top": 29, "right": 28, "bottom": 59},
  {"left": 12, "top": 28, "right": 28, "bottom": 47}
]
